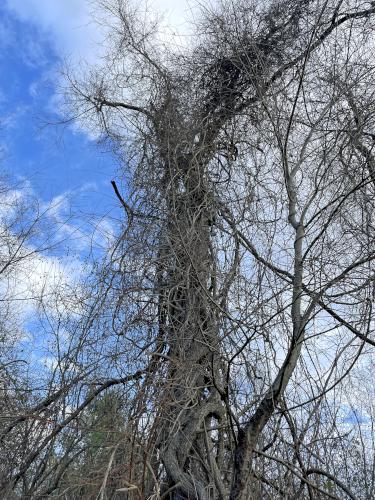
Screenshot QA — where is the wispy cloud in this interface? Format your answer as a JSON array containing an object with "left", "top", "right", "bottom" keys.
[
  {"left": 5, "top": 0, "right": 99, "bottom": 62},
  {"left": 5, "top": 0, "right": 193, "bottom": 64},
  {"left": 41, "top": 181, "right": 115, "bottom": 253},
  {"left": 1, "top": 104, "right": 30, "bottom": 130},
  {"left": 0, "top": 179, "right": 102, "bottom": 341}
]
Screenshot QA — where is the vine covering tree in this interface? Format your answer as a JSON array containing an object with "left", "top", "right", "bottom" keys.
[{"left": 2, "top": 1, "right": 375, "bottom": 499}]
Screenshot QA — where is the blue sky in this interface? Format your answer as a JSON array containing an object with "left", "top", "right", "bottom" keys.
[
  {"left": 0, "top": 0, "right": 191, "bottom": 348},
  {"left": 0, "top": 1, "right": 123, "bottom": 359},
  {"left": 1, "top": 0, "right": 372, "bottom": 436},
  {"left": 0, "top": 0, "right": 191, "bottom": 251},
  {"left": 0, "top": 1, "right": 116, "bottom": 231}
]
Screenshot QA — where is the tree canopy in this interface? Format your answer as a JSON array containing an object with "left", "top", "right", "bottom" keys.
[{"left": 2, "top": 1, "right": 375, "bottom": 499}]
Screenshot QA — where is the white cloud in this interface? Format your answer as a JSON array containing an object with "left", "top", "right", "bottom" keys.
[
  {"left": 0, "top": 181, "right": 92, "bottom": 341},
  {"left": 5, "top": 0, "right": 98, "bottom": 62},
  {"left": 0, "top": 221, "right": 84, "bottom": 313},
  {"left": 4, "top": 0, "right": 195, "bottom": 142},
  {"left": 5, "top": 0, "right": 193, "bottom": 63},
  {"left": 0, "top": 0, "right": 194, "bottom": 329},
  {"left": 151, "top": 0, "right": 194, "bottom": 37},
  {"left": 1, "top": 104, "right": 29, "bottom": 130},
  {"left": 40, "top": 182, "right": 115, "bottom": 253}
]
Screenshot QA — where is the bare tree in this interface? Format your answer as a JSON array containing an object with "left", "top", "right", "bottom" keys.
[{"left": 3, "top": 0, "right": 375, "bottom": 499}]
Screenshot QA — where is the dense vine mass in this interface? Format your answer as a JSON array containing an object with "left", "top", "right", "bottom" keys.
[{"left": 2, "top": 1, "right": 375, "bottom": 499}]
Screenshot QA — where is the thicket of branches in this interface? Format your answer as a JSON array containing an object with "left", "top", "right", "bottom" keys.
[{"left": 2, "top": 0, "right": 375, "bottom": 499}]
